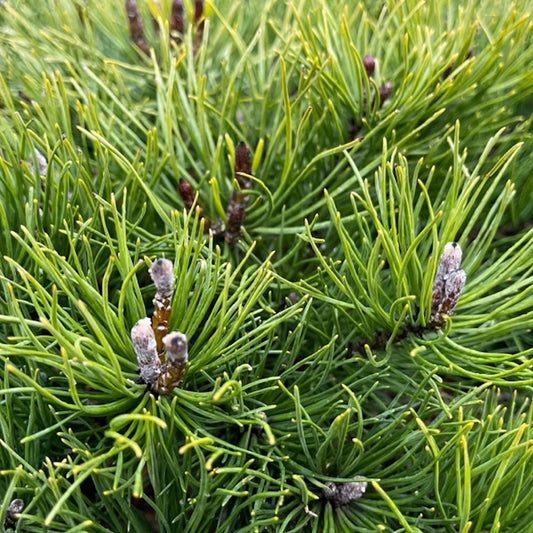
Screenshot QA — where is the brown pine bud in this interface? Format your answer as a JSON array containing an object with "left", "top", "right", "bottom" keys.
[
  {"left": 431, "top": 242, "right": 461, "bottom": 310},
  {"left": 363, "top": 54, "right": 375, "bottom": 77},
  {"left": 178, "top": 178, "right": 195, "bottom": 210},
  {"left": 224, "top": 141, "right": 254, "bottom": 244},
  {"left": 430, "top": 242, "right": 466, "bottom": 327},
  {"left": 193, "top": 0, "right": 204, "bottom": 55},
  {"left": 178, "top": 178, "right": 211, "bottom": 229},
  {"left": 235, "top": 141, "right": 253, "bottom": 189},
  {"left": 131, "top": 318, "right": 161, "bottom": 385},
  {"left": 170, "top": 0, "right": 184, "bottom": 41},
  {"left": 225, "top": 192, "right": 246, "bottom": 244},
  {"left": 194, "top": 0, "right": 204, "bottom": 24},
  {"left": 125, "top": 0, "right": 150, "bottom": 55}
]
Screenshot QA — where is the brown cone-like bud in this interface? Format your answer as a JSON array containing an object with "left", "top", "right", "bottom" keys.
[
  {"left": 431, "top": 242, "right": 461, "bottom": 312},
  {"left": 235, "top": 141, "right": 253, "bottom": 189},
  {"left": 178, "top": 178, "right": 195, "bottom": 210},
  {"left": 430, "top": 242, "right": 466, "bottom": 327},
  {"left": 225, "top": 141, "right": 254, "bottom": 244},
  {"left": 125, "top": 0, "right": 150, "bottom": 55},
  {"left": 170, "top": 0, "right": 184, "bottom": 40},
  {"left": 225, "top": 192, "right": 246, "bottom": 244},
  {"left": 193, "top": 0, "right": 204, "bottom": 55},
  {"left": 363, "top": 54, "right": 375, "bottom": 77}
]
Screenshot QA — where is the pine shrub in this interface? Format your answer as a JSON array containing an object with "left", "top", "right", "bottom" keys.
[{"left": 0, "top": 1, "right": 532, "bottom": 531}]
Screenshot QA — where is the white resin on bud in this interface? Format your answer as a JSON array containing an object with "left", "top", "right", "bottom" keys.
[
  {"left": 431, "top": 242, "right": 466, "bottom": 325},
  {"left": 131, "top": 317, "right": 161, "bottom": 385},
  {"left": 323, "top": 481, "right": 368, "bottom": 506},
  {"left": 149, "top": 258, "right": 174, "bottom": 299},
  {"left": 438, "top": 242, "right": 462, "bottom": 274},
  {"left": 163, "top": 331, "right": 188, "bottom": 367}
]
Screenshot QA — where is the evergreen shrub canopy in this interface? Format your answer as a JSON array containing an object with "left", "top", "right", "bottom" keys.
[{"left": 0, "top": 0, "right": 532, "bottom": 531}]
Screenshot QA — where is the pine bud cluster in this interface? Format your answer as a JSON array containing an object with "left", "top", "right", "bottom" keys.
[
  {"left": 125, "top": 0, "right": 204, "bottom": 55},
  {"left": 225, "top": 141, "right": 253, "bottom": 244},
  {"left": 176, "top": 141, "right": 253, "bottom": 244},
  {"left": 131, "top": 259, "right": 188, "bottom": 394}
]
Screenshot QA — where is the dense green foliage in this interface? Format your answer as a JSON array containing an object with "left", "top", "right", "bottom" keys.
[{"left": 0, "top": 0, "right": 532, "bottom": 531}]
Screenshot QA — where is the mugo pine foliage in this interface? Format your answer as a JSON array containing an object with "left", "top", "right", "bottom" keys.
[{"left": 0, "top": 1, "right": 532, "bottom": 532}]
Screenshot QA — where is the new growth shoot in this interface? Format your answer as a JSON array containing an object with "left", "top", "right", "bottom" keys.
[{"left": 131, "top": 258, "right": 188, "bottom": 394}]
